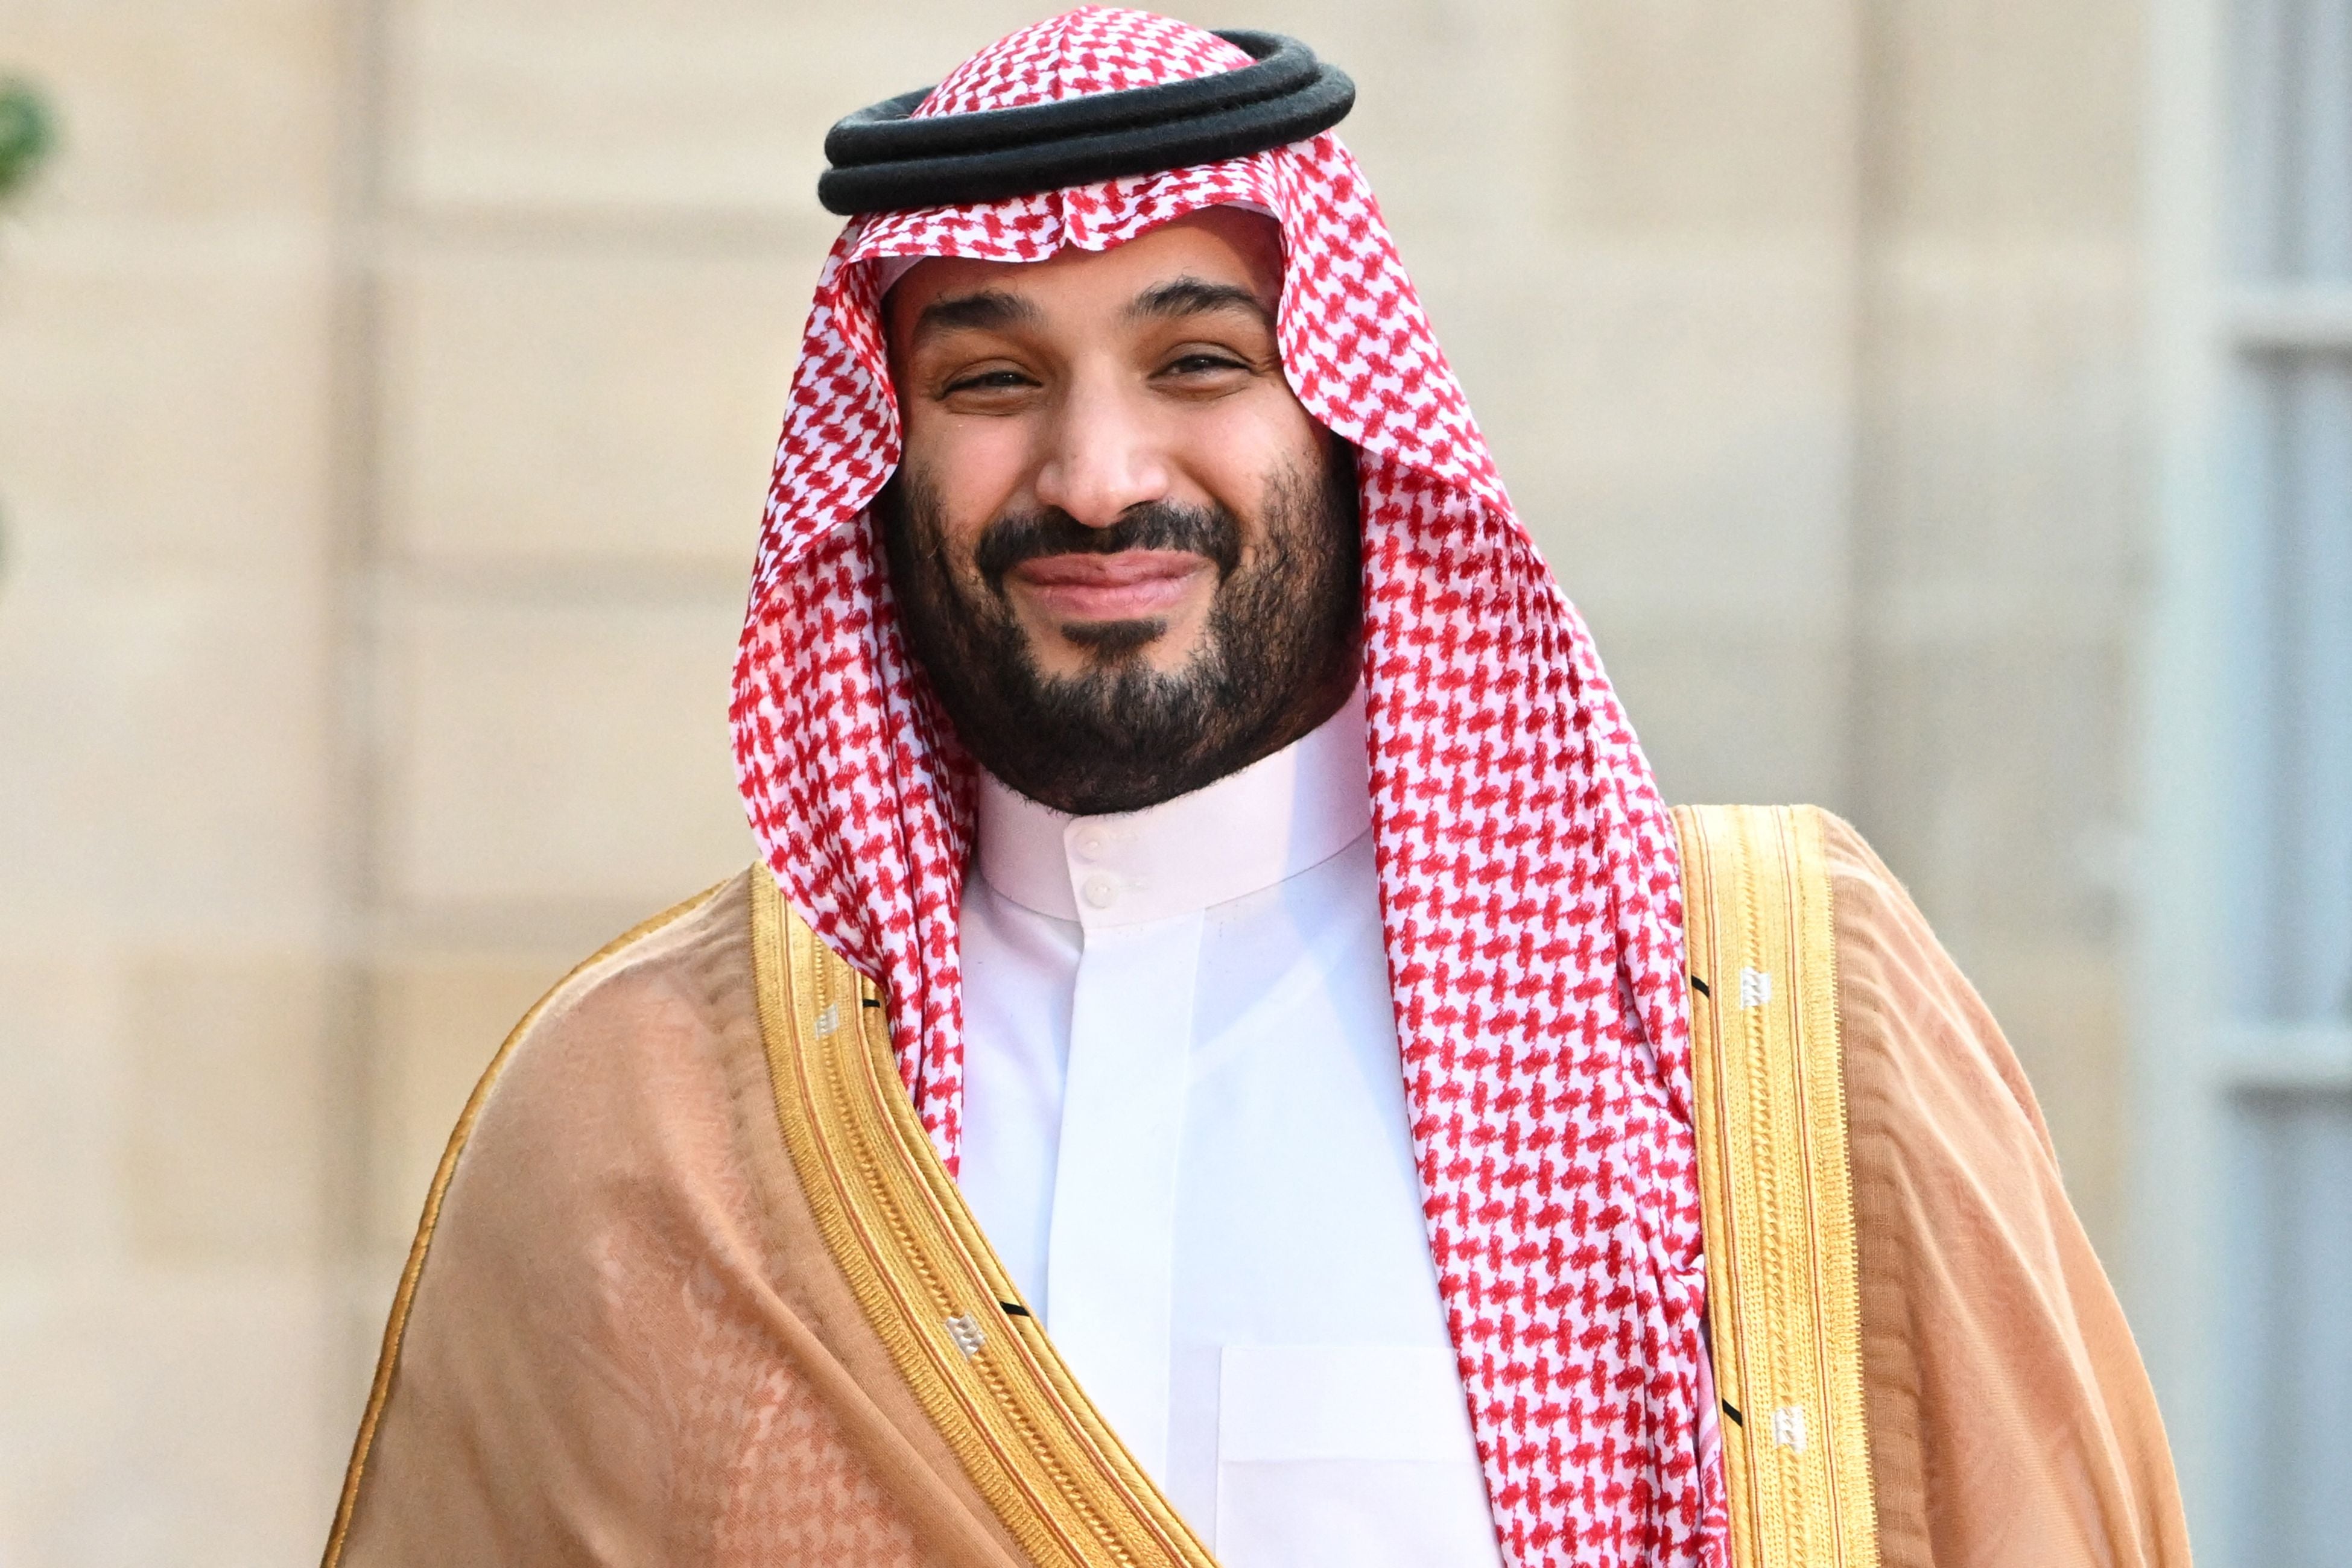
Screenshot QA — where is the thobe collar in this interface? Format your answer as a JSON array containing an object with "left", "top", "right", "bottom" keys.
[{"left": 974, "top": 684, "right": 1372, "bottom": 929}]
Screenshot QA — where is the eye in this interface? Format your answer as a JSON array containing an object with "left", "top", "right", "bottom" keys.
[
  {"left": 943, "top": 367, "right": 1036, "bottom": 395},
  {"left": 1161, "top": 350, "right": 1250, "bottom": 378}
]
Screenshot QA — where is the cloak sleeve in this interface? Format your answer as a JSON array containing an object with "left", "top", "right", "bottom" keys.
[
  {"left": 1826, "top": 815, "right": 2192, "bottom": 1567},
  {"left": 323, "top": 871, "right": 1024, "bottom": 1568}
]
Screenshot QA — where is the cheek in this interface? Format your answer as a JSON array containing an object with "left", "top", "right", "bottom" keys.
[
  {"left": 1182, "top": 396, "right": 1325, "bottom": 524},
  {"left": 900, "top": 413, "right": 1034, "bottom": 569}
]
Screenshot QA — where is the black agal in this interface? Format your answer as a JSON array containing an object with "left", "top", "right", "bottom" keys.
[{"left": 816, "top": 30, "right": 1354, "bottom": 217}]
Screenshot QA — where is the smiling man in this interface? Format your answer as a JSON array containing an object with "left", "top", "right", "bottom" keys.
[
  {"left": 876, "top": 207, "right": 1361, "bottom": 817},
  {"left": 325, "top": 12, "right": 2189, "bottom": 1568}
]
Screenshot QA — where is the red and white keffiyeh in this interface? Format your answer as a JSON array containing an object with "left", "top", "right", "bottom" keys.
[{"left": 730, "top": 9, "right": 1723, "bottom": 1564}]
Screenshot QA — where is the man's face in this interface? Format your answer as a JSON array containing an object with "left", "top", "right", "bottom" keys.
[{"left": 877, "top": 207, "right": 1360, "bottom": 815}]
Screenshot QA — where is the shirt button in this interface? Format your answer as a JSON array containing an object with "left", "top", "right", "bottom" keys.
[
  {"left": 1074, "top": 830, "right": 1106, "bottom": 861},
  {"left": 1082, "top": 874, "right": 1118, "bottom": 909}
]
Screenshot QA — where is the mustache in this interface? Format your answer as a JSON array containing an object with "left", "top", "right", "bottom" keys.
[{"left": 972, "top": 501, "right": 1243, "bottom": 592}]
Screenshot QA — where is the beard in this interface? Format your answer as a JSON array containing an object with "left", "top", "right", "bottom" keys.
[{"left": 875, "top": 443, "right": 1361, "bottom": 816}]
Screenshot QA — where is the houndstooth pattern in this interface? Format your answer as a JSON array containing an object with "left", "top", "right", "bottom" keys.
[{"left": 730, "top": 10, "right": 1725, "bottom": 1565}]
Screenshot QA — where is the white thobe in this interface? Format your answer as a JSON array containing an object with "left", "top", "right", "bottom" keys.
[{"left": 957, "top": 689, "right": 1507, "bottom": 1567}]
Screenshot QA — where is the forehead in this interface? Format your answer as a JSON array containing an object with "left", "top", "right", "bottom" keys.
[{"left": 883, "top": 206, "right": 1284, "bottom": 338}]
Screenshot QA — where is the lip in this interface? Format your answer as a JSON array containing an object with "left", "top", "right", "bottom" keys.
[{"left": 1006, "top": 550, "right": 1211, "bottom": 622}]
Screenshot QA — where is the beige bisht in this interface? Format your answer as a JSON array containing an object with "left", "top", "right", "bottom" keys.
[{"left": 322, "top": 809, "right": 2190, "bottom": 1568}]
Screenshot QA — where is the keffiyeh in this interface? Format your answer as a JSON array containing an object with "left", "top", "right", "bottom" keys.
[{"left": 730, "top": 10, "right": 1724, "bottom": 1563}]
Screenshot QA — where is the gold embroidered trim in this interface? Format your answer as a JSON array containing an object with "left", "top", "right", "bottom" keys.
[
  {"left": 750, "top": 869, "right": 1217, "bottom": 1568},
  {"left": 1673, "top": 805, "right": 1879, "bottom": 1568},
  {"left": 321, "top": 879, "right": 731, "bottom": 1568}
]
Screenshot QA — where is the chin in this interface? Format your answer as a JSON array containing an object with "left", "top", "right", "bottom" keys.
[{"left": 1058, "top": 617, "right": 1173, "bottom": 661}]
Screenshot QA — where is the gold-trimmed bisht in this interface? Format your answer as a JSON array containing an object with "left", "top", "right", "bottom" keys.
[
  {"left": 751, "top": 868, "right": 1217, "bottom": 1568},
  {"left": 322, "top": 879, "right": 731, "bottom": 1568},
  {"left": 329, "top": 823, "right": 1874, "bottom": 1568},
  {"left": 1674, "top": 804, "right": 1880, "bottom": 1568}
]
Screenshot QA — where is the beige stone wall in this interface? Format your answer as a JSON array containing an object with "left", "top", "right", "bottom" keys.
[{"left": 0, "top": 1, "right": 2149, "bottom": 1558}]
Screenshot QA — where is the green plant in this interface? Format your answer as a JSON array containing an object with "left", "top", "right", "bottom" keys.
[
  {"left": 0, "top": 77, "right": 47, "bottom": 591},
  {"left": 0, "top": 78, "right": 51, "bottom": 203}
]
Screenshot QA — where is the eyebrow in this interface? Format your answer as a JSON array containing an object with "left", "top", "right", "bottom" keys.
[
  {"left": 1128, "top": 276, "right": 1275, "bottom": 328},
  {"left": 910, "top": 288, "right": 1043, "bottom": 345}
]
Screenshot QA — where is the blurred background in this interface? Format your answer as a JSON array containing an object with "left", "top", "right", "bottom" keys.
[{"left": 0, "top": 1, "right": 2342, "bottom": 1563}]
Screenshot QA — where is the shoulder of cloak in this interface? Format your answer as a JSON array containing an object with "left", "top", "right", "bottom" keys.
[
  {"left": 323, "top": 866, "right": 1023, "bottom": 1568},
  {"left": 1819, "top": 813, "right": 2191, "bottom": 1568}
]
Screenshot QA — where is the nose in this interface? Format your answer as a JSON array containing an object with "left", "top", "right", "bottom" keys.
[{"left": 1030, "top": 382, "right": 1172, "bottom": 529}]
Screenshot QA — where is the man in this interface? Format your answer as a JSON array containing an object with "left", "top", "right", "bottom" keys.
[{"left": 323, "top": 12, "right": 2189, "bottom": 1567}]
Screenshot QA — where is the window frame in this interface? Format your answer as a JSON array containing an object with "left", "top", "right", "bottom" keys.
[{"left": 2139, "top": 2, "right": 2352, "bottom": 1561}]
